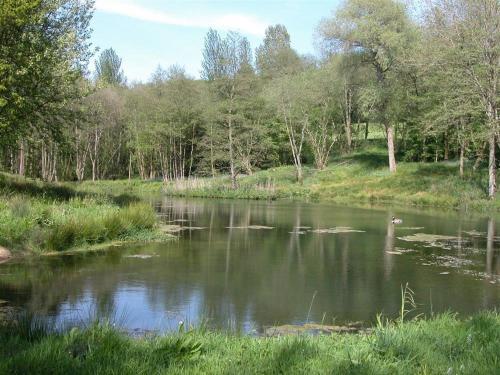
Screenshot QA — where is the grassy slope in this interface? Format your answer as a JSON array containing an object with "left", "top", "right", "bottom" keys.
[
  {"left": 306, "top": 148, "right": 499, "bottom": 210},
  {"left": 0, "top": 173, "right": 170, "bottom": 255},
  {"left": 83, "top": 147, "right": 499, "bottom": 211},
  {"left": 0, "top": 312, "right": 499, "bottom": 374}
]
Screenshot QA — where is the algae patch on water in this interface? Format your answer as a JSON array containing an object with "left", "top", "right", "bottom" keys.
[
  {"left": 394, "top": 247, "right": 416, "bottom": 253},
  {"left": 160, "top": 224, "right": 206, "bottom": 233},
  {"left": 160, "top": 224, "right": 183, "bottom": 233},
  {"left": 398, "top": 233, "right": 458, "bottom": 242},
  {"left": 311, "top": 227, "right": 365, "bottom": 234},
  {"left": 398, "top": 233, "right": 471, "bottom": 251},
  {"left": 396, "top": 227, "right": 425, "bottom": 230},
  {"left": 226, "top": 225, "right": 274, "bottom": 230},
  {"left": 434, "top": 255, "right": 474, "bottom": 268},
  {"left": 125, "top": 254, "right": 158, "bottom": 259},
  {"left": 463, "top": 230, "right": 486, "bottom": 237}
]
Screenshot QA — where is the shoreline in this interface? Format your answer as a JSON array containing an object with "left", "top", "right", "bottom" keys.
[
  {"left": 0, "top": 231, "right": 175, "bottom": 265},
  {"left": 71, "top": 151, "right": 500, "bottom": 213}
]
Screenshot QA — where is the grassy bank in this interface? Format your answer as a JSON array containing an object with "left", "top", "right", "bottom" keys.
[
  {"left": 0, "top": 173, "right": 170, "bottom": 256},
  {"left": 76, "top": 147, "right": 500, "bottom": 211},
  {"left": 0, "top": 312, "right": 499, "bottom": 374},
  {"left": 163, "top": 148, "right": 500, "bottom": 210}
]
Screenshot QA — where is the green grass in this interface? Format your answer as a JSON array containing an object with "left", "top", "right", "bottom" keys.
[
  {"left": 0, "top": 173, "right": 170, "bottom": 255},
  {"left": 139, "top": 147, "right": 499, "bottom": 211},
  {"left": 0, "top": 311, "right": 498, "bottom": 374},
  {"left": 305, "top": 148, "right": 499, "bottom": 210}
]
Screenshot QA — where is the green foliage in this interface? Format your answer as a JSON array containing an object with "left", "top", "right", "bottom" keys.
[
  {"left": 95, "top": 48, "right": 125, "bottom": 86},
  {"left": 0, "top": 0, "right": 498, "bottom": 199},
  {"left": 255, "top": 24, "right": 302, "bottom": 79},
  {"left": 0, "top": 0, "right": 93, "bottom": 140}
]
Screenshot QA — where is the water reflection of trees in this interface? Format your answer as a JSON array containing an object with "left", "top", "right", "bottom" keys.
[
  {"left": 486, "top": 218, "right": 500, "bottom": 277},
  {"left": 1, "top": 199, "right": 499, "bottom": 332}
]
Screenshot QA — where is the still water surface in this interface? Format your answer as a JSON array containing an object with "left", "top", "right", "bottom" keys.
[{"left": 1, "top": 198, "right": 499, "bottom": 333}]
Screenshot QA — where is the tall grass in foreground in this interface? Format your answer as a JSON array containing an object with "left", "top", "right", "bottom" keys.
[
  {"left": 45, "top": 203, "right": 157, "bottom": 252},
  {"left": 0, "top": 310, "right": 498, "bottom": 374},
  {"left": 0, "top": 173, "right": 172, "bottom": 254}
]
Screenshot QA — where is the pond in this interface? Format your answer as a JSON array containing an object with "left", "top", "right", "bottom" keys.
[{"left": 1, "top": 198, "right": 499, "bottom": 334}]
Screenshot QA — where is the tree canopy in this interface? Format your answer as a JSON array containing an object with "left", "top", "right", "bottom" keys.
[{"left": 0, "top": 0, "right": 498, "bottom": 197}]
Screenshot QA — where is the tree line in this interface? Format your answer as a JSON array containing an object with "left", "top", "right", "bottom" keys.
[{"left": 0, "top": 0, "right": 498, "bottom": 197}]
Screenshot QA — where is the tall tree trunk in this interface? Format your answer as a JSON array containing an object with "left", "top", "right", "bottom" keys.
[
  {"left": 343, "top": 83, "right": 352, "bottom": 152},
  {"left": 364, "top": 122, "right": 369, "bottom": 140},
  {"left": 228, "top": 117, "right": 237, "bottom": 189},
  {"left": 386, "top": 124, "right": 397, "bottom": 173},
  {"left": 444, "top": 130, "right": 449, "bottom": 160},
  {"left": 376, "top": 65, "right": 396, "bottom": 173},
  {"left": 209, "top": 123, "right": 215, "bottom": 178},
  {"left": 459, "top": 141, "right": 465, "bottom": 178},
  {"left": 9, "top": 149, "right": 14, "bottom": 173},
  {"left": 51, "top": 144, "right": 58, "bottom": 182},
  {"left": 488, "top": 133, "right": 496, "bottom": 199},
  {"left": 189, "top": 123, "right": 195, "bottom": 178},
  {"left": 41, "top": 143, "right": 46, "bottom": 180},
  {"left": 18, "top": 141, "right": 25, "bottom": 176},
  {"left": 228, "top": 90, "right": 237, "bottom": 189},
  {"left": 296, "top": 166, "right": 303, "bottom": 184},
  {"left": 91, "top": 160, "right": 96, "bottom": 181},
  {"left": 487, "top": 96, "right": 497, "bottom": 198},
  {"left": 90, "top": 127, "right": 100, "bottom": 182},
  {"left": 128, "top": 152, "right": 132, "bottom": 180}
]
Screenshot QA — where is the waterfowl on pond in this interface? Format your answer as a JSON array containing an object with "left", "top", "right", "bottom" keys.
[{"left": 392, "top": 216, "right": 403, "bottom": 224}]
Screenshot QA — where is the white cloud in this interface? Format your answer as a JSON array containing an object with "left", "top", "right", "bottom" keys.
[{"left": 94, "top": 0, "right": 267, "bottom": 36}]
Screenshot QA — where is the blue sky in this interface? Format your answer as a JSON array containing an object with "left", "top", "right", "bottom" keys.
[{"left": 90, "top": 0, "right": 341, "bottom": 82}]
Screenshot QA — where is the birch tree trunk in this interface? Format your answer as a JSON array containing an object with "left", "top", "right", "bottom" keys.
[
  {"left": 459, "top": 141, "right": 465, "bottom": 178},
  {"left": 386, "top": 124, "right": 397, "bottom": 173},
  {"left": 343, "top": 82, "right": 352, "bottom": 152},
  {"left": 488, "top": 132, "right": 496, "bottom": 198},
  {"left": 128, "top": 152, "right": 132, "bottom": 181},
  {"left": 18, "top": 141, "right": 25, "bottom": 176},
  {"left": 227, "top": 87, "right": 237, "bottom": 189},
  {"left": 210, "top": 123, "right": 216, "bottom": 178}
]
